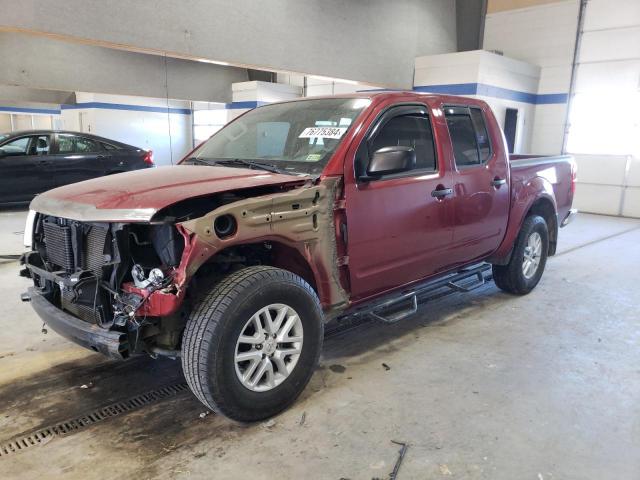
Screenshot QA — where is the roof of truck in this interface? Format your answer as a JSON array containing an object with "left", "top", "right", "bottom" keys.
[{"left": 264, "top": 90, "right": 488, "bottom": 107}]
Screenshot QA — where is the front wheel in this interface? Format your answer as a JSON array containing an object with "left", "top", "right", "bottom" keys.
[
  {"left": 492, "top": 215, "right": 549, "bottom": 295},
  {"left": 181, "top": 266, "right": 323, "bottom": 422}
]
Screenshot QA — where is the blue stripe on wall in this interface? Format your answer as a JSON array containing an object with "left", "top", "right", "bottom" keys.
[
  {"left": 224, "top": 101, "right": 267, "bottom": 109},
  {"left": 535, "top": 93, "right": 569, "bottom": 104},
  {"left": 3, "top": 85, "right": 568, "bottom": 119},
  {"left": 413, "top": 83, "right": 567, "bottom": 105},
  {"left": 0, "top": 106, "right": 61, "bottom": 114},
  {"left": 413, "top": 83, "right": 478, "bottom": 95},
  {"left": 61, "top": 102, "right": 192, "bottom": 115}
]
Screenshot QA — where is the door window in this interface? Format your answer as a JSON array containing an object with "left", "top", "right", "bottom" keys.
[
  {"left": 445, "top": 107, "right": 492, "bottom": 167},
  {"left": 0, "top": 137, "right": 31, "bottom": 156},
  {"left": 369, "top": 113, "right": 437, "bottom": 172},
  {"left": 29, "top": 135, "right": 50, "bottom": 156},
  {"left": 470, "top": 109, "right": 491, "bottom": 161},
  {"left": 58, "top": 135, "right": 101, "bottom": 154}
]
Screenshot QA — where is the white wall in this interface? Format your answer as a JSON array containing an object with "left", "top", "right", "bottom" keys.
[
  {"left": 61, "top": 93, "right": 192, "bottom": 166},
  {"left": 232, "top": 81, "right": 301, "bottom": 103},
  {"left": 484, "top": 0, "right": 579, "bottom": 154},
  {"left": 0, "top": 109, "right": 59, "bottom": 133},
  {"left": 414, "top": 50, "right": 540, "bottom": 153},
  {"left": 276, "top": 74, "right": 378, "bottom": 98},
  {"left": 225, "top": 80, "right": 305, "bottom": 123}
]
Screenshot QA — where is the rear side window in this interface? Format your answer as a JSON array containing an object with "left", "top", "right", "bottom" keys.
[
  {"left": 101, "top": 142, "right": 119, "bottom": 151},
  {"left": 370, "top": 114, "right": 437, "bottom": 171},
  {"left": 470, "top": 108, "right": 491, "bottom": 161},
  {"left": 58, "top": 135, "right": 101, "bottom": 154},
  {"left": 445, "top": 106, "right": 492, "bottom": 167}
]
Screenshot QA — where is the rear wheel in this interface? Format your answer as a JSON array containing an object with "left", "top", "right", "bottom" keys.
[
  {"left": 181, "top": 266, "right": 323, "bottom": 422},
  {"left": 492, "top": 215, "right": 549, "bottom": 295}
]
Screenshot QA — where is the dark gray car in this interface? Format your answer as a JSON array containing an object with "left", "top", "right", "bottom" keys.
[{"left": 0, "top": 130, "right": 154, "bottom": 205}]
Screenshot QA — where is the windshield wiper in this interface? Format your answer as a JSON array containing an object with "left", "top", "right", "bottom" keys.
[
  {"left": 186, "top": 157, "right": 297, "bottom": 175},
  {"left": 215, "top": 158, "right": 293, "bottom": 175},
  {"left": 184, "top": 157, "right": 217, "bottom": 166}
]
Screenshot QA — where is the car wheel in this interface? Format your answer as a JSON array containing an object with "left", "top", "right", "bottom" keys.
[
  {"left": 182, "top": 266, "right": 323, "bottom": 422},
  {"left": 492, "top": 215, "right": 549, "bottom": 295}
]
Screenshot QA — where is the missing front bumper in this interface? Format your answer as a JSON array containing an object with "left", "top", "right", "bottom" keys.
[{"left": 26, "top": 287, "right": 129, "bottom": 360}]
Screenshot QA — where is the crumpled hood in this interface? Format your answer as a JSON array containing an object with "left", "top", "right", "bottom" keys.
[{"left": 31, "top": 165, "right": 307, "bottom": 222}]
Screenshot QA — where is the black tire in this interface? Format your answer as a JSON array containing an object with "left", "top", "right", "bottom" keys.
[
  {"left": 182, "top": 266, "right": 324, "bottom": 422},
  {"left": 492, "top": 215, "right": 549, "bottom": 295}
]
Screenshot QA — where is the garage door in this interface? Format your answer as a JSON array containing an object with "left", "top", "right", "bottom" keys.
[{"left": 567, "top": 0, "right": 640, "bottom": 218}]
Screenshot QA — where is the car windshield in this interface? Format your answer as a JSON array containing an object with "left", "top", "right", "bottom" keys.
[{"left": 191, "top": 97, "right": 371, "bottom": 175}]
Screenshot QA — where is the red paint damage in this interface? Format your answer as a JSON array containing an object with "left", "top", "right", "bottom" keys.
[
  {"left": 122, "top": 282, "right": 185, "bottom": 317},
  {"left": 127, "top": 224, "right": 212, "bottom": 317},
  {"left": 40, "top": 165, "right": 304, "bottom": 212}
]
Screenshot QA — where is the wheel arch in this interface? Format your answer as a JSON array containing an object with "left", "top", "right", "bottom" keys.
[
  {"left": 526, "top": 196, "right": 558, "bottom": 256},
  {"left": 189, "top": 239, "right": 321, "bottom": 304},
  {"left": 491, "top": 182, "right": 559, "bottom": 265}
]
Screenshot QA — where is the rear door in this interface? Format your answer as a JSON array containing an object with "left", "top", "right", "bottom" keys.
[
  {"left": 0, "top": 134, "right": 56, "bottom": 203},
  {"left": 345, "top": 104, "right": 455, "bottom": 300},
  {"left": 51, "top": 134, "right": 108, "bottom": 187},
  {"left": 98, "top": 141, "right": 142, "bottom": 173},
  {"left": 443, "top": 105, "right": 510, "bottom": 264}
]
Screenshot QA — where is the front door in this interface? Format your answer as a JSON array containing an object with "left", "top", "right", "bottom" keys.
[
  {"left": 443, "top": 105, "right": 510, "bottom": 264},
  {"left": 0, "top": 134, "right": 56, "bottom": 203},
  {"left": 345, "top": 104, "right": 454, "bottom": 300}
]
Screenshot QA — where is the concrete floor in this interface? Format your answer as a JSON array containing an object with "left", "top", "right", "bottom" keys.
[{"left": 1, "top": 212, "right": 639, "bottom": 479}]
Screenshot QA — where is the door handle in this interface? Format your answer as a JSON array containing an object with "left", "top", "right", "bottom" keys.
[
  {"left": 491, "top": 177, "right": 506, "bottom": 187},
  {"left": 431, "top": 187, "right": 453, "bottom": 199}
]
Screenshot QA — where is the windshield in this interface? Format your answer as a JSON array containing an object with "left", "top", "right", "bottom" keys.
[{"left": 192, "top": 98, "right": 371, "bottom": 175}]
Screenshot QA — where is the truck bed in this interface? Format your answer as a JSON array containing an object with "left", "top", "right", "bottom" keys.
[{"left": 509, "top": 153, "right": 576, "bottom": 230}]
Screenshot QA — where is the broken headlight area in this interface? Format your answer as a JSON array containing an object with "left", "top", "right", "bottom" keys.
[{"left": 22, "top": 214, "right": 186, "bottom": 354}]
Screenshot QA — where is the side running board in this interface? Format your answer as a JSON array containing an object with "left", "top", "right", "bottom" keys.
[{"left": 347, "top": 263, "right": 492, "bottom": 324}]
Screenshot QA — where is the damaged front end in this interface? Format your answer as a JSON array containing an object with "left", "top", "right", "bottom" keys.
[
  {"left": 21, "top": 176, "right": 350, "bottom": 361},
  {"left": 22, "top": 214, "right": 188, "bottom": 359}
]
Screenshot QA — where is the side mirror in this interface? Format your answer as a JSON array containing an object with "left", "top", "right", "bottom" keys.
[{"left": 364, "top": 146, "right": 416, "bottom": 179}]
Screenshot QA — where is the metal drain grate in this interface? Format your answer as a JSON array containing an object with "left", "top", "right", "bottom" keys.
[{"left": 0, "top": 382, "right": 188, "bottom": 457}]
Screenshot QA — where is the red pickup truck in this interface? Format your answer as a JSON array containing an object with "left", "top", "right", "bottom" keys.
[{"left": 21, "top": 92, "right": 576, "bottom": 421}]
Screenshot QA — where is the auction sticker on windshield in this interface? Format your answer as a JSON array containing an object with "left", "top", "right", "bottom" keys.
[{"left": 298, "top": 127, "right": 347, "bottom": 139}]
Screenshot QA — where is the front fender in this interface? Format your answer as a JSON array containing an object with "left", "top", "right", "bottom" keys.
[{"left": 171, "top": 177, "right": 349, "bottom": 313}]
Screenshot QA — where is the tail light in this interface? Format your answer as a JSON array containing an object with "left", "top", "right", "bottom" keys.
[{"left": 143, "top": 150, "right": 154, "bottom": 166}]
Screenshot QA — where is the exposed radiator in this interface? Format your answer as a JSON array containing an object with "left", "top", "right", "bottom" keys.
[
  {"left": 83, "top": 226, "right": 108, "bottom": 272},
  {"left": 42, "top": 220, "right": 74, "bottom": 271},
  {"left": 61, "top": 288, "right": 102, "bottom": 324},
  {"left": 41, "top": 217, "right": 111, "bottom": 325}
]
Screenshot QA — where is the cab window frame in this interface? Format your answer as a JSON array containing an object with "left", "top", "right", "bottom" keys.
[
  {"left": 355, "top": 103, "right": 439, "bottom": 182},
  {"left": 444, "top": 104, "right": 493, "bottom": 170}
]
